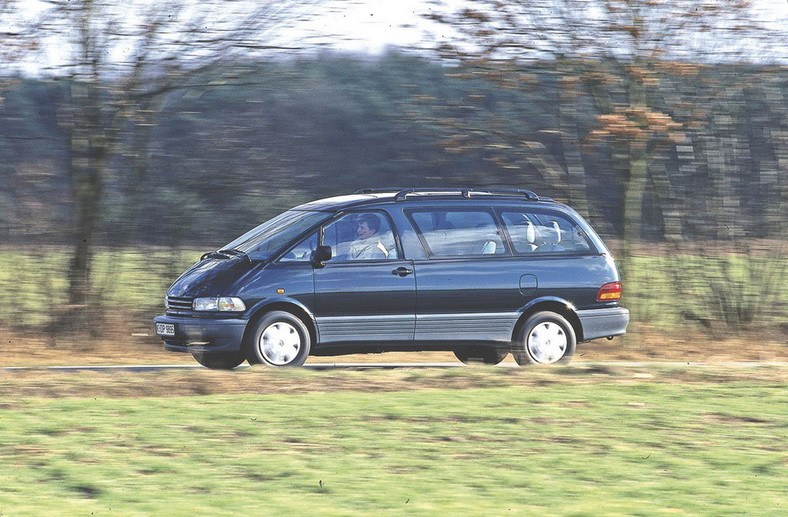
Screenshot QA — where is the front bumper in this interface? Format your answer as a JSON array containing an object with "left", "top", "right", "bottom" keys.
[
  {"left": 153, "top": 314, "right": 248, "bottom": 354},
  {"left": 576, "top": 307, "right": 630, "bottom": 341}
]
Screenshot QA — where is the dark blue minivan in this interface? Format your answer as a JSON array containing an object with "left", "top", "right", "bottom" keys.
[{"left": 155, "top": 189, "right": 629, "bottom": 368}]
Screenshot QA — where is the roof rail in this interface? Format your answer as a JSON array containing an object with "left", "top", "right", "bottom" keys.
[
  {"left": 392, "top": 188, "right": 541, "bottom": 202},
  {"left": 353, "top": 188, "right": 409, "bottom": 195}
]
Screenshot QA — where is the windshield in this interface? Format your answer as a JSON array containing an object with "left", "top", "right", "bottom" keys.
[{"left": 222, "top": 210, "right": 329, "bottom": 260}]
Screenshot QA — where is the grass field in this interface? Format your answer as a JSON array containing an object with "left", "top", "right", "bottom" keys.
[
  {"left": 0, "top": 247, "right": 198, "bottom": 329},
  {"left": 1, "top": 365, "right": 785, "bottom": 516}
]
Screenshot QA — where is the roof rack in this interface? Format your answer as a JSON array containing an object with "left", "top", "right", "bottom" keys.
[
  {"left": 354, "top": 188, "right": 409, "bottom": 195},
  {"left": 388, "top": 188, "right": 541, "bottom": 202}
]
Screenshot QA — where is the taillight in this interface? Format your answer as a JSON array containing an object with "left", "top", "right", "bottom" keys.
[{"left": 597, "top": 282, "right": 622, "bottom": 301}]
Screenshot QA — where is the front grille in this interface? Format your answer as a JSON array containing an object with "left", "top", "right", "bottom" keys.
[{"left": 167, "top": 296, "right": 193, "bottom": 312}]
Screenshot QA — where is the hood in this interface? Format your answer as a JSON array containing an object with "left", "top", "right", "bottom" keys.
[{"left": 167, "top": 256, "right": 261, "bottom": 298}]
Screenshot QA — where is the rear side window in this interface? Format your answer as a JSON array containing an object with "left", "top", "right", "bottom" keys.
[
  {"left": 500, "top": 210, "right": 593, "bottom": 254},
  {"left": 408, "top": 209, "right": 506, "bottom": 258}
]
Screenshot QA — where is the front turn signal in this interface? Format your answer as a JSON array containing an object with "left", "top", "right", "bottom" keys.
[{"left": 597, "top": 282, "right": 622, "bottom": 301}]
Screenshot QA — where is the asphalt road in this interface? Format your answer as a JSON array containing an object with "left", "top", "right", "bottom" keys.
[
  {"left": 2, "top": 361, "right": 781, "bottom": 372},
  {"left": 1, "top": 363, "right": 461, "bottom": 372}
]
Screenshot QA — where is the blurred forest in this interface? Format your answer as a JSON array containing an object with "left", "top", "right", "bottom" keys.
[{"left": 2, "top": 54, "right": 785, "bottom": 245}]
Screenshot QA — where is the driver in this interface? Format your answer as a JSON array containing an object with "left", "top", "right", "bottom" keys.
[{"left": 348, "top": 214, "right": 388, "bottom": 260}]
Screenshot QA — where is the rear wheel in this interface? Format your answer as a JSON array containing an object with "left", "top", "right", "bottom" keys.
[
  {"left": 513, "top": 311, "right": 576, "bottom": 366},
  {"left": 246, "top": 311, "right": 311, "bottom": 367},
  {"left": 454, "top": 346, "right": 507, "bottom": 365},
  {"left": 191, "top": 351, "right": 245, "bottom": 370}
]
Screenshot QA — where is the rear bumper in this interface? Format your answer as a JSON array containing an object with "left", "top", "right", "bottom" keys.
[
  {"left": 576, "top": 307, "right": 630, "bottom": 341},
  {"left": 154, "top": 315, "right": 247, "bottom": 354}
]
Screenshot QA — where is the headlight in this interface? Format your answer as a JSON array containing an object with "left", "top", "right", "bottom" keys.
[{"left": 193, "top": 297, "right": 246, "bottom": 312}]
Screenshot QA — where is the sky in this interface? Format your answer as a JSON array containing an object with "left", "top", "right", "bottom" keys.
[
  {"left": 3, "top": 0, "right": 788, "bottom": 77},
  {"left": 3, "top": 0, "right": 439, "bottom": 76},
  {"left": 297, "top": 0, "right": 441, "bottom": 54},
  {"left": 299, "top": 0, "right": 788, "bottom": 59},
  {"left": 310, "top": 0, "right": 788, "bottom": 61}
]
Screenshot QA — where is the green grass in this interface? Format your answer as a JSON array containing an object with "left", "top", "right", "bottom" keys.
[
  {"left": 1, "top": 370, "right": 785, "bottom": 516},
  {"left": 625, "top": 251, "right": 787, "bottom": 328},
  {"left": 0, "top": 247, "right": 200, "bottom": 327}
]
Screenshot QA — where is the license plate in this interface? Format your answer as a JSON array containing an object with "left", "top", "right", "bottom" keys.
[{"left": 156, "top": 322, "right": 175, "bottom": 337}]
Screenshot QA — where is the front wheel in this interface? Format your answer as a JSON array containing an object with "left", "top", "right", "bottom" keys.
[
  {"left": 191, "top": 351, "right": 245, "bottom": 370},
  {"left": 246, "top": 311, "right": 311, "bottom": 367},
  {"left": 512, "top": 311, "right": 576, "bottom": 366}
]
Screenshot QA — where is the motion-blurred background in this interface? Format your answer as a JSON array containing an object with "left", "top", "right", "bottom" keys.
[{"left": 1, "top": 0, "right": 785, "bottom": 361}]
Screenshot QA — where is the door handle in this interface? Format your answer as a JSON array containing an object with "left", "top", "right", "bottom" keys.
[{"left": 392, "top": 267, "right": 413, "bottom": 277}]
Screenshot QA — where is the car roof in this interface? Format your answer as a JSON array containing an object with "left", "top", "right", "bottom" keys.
[
  {"left": 294, "top": 188, "right": 560, "bottom": 212},
  {"left": 294, "top": 193, "right": 396, "bottom": 211}
]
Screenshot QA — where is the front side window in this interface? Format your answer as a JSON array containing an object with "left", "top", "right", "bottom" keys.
[
  {"left": 279, "top": 232, "right": 318, "bottom": 263},
  {"left": 408, "top": 209, "right": 506, "bottom": 258},
  {"left": 323, "top": 212, "right": 399, "bottom": 261},
  {"left": 500, "top": 210, "right": 594, "bottom": 254}
]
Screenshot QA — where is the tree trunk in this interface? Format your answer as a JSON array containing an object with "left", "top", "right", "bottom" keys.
[
  {"left": 556, "top": 65, "right": 589, "bottom": 217},
  {"left": 622, "top": 73, "right": 648, "bottom": 247},
  {"left": 66, "top": 81, "right": 107, "bottom": 314}
]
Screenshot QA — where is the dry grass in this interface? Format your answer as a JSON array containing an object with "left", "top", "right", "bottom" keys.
[
  {"left": 2, "top": 361, "right": 786, "bottom": 401},
  {"left": 1, "top": 321, "right": 784, "bottom": 372}
]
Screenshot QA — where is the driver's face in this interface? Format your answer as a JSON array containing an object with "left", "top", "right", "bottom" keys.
[{"left": 357, "top": 221, "right": 375, "bottom": 239}]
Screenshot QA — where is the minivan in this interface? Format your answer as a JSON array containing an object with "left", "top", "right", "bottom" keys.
[{"left": 154, "top": 188, "right": 629, "bottom": 368}]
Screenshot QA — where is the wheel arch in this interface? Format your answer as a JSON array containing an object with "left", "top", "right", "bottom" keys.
[
  {"left": 243, "top": 299, "right": 317, "bottom": 349},
  {"left": 513, "top": 298, "right": 583, "bottom": 343}
]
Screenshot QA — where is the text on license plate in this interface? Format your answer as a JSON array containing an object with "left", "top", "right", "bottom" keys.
[{"left": 156, "top": 323, "right": 175, "bottom": 336}]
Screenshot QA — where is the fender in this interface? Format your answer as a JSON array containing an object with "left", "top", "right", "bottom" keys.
[
  {"left": 518, "top": 295, "right": 577, "bottom": 315},
  {"left": 246, "top": 296, "right": 317, "bottom": 326}
]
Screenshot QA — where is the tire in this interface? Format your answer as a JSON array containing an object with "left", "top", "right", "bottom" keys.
[
  {"left": 245, "top": 311, "right": 311, "bottom": 367},
  {"left": 512, "top": 311, "right": 576, "bottom": 366},
  {"left": 454, "top": 346, "right": 507, "bottom": 365},
  {"left": 191, "top": 351, "right": 245, "bottom": 370}
]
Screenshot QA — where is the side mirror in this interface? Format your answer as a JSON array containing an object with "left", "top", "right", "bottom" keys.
[{"left": 311, "top": 245, "right": 332, "bottom": 268}]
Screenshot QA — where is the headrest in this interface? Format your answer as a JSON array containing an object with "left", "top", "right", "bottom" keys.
[{"left": 525, "top": 221, "right": 536, "bottom": 244}]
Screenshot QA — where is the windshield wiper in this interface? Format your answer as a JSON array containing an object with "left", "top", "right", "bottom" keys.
[
  {"left": 219, "top": 248, "right": 251, "bottom": 262},
  {"left": 200, "top": 248, "right": 251, "bottom": 262},
  {"left": 200, "top": 250, "right": 231, "bottom": 260}
]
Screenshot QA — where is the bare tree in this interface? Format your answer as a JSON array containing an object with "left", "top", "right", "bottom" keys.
[
  {"left": 424, "top": 0, "right": 783, "bottom": 229},
  {"left": 3, "top": 0, "right": 317, "bottom": 327}
]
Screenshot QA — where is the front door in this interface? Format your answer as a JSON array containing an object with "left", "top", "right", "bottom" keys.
[{"left": 314, "top": 211, "right": 416, "bottom": 344}]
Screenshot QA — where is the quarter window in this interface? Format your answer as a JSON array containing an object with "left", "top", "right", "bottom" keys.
[
  {"left": 409, "top": 210, "right": 506, "bottom": 258},
  {"left": 500, "top": 211, "right": 593, "bottom": 254}
]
